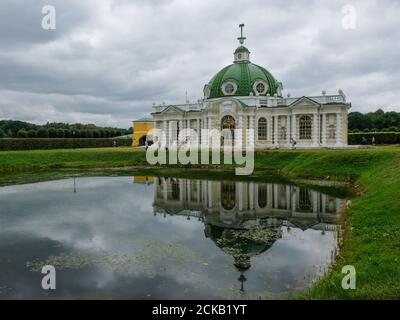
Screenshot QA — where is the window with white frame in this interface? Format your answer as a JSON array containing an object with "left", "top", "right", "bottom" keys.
[
  {"left": 299, "top": 115, "right": 312, "bottom": 140},
  {"left": 258, "top": 117, "right": 267, "bottom": 140}
]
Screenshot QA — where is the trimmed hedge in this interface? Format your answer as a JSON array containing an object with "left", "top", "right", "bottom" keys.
[
  {"left": 348, "top": 132, "right": 400, "bottom": 145},
  {"left": 0, "top": 138, "right": 132, "bottom": 151}
]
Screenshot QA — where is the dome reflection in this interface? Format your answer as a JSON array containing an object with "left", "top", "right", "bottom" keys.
[{"left": 151, "top": 177, "right": 344, "bottom": 293}]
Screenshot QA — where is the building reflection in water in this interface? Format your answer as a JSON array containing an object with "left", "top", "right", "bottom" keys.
[{"left": 151, "top": 177, "right": 344, "bottom": 294}]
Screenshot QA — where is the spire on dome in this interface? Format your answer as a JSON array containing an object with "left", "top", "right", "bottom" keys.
[{"left": 238, "top": 23, "right": 246, "bottom": 45}]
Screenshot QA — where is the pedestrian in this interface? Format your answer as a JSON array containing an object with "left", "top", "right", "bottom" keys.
[
  {"left": 361, "top": 136, "right": 367, "bottom": 145},
  {"left": 290, "top": 138, "right": 297, "bottom": 149}
]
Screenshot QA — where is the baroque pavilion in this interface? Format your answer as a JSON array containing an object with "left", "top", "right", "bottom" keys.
[{"left": 148, "top": 25, "right": 351, "bottom": 149}]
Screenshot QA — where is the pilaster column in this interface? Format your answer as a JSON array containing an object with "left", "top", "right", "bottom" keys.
[
  {"left": 187, "top": 180, "right": 191, "bottom": 203},
  {"left": 322, "top": 113, "right": 327, "bottom": 146},
  {"left": 237, "top": 115, "right": 243, "bottom": 148},
  {"left": 249, "top": 182, "right": 254, "bottom": 210},
  {"left": 336, "top": 113, "right": 342, "bottom": 146},
  {"left": 291, "top": 114, "right": 297, "bottom": 141},
  {"left": 286, "top": 115, "right": 291, "bottom": 146},
  {"left": 268, "top": 117, "right": 273, "bottom": 144},
  {"left": 200, "top": 117, "right": 207, "bottom": 147},
  {"left": 274, "top": 184, "right": 279, "bottom": 208},
  {"left": 196, "top": 119, "right": 200, "bottom": 147},
  {"left": 247, "top": 115, "right": 255, "bottom": 147},
  {"left": 178, "top": 120, "right": 183, "bottom": 146},
  {"left": 312, "top": 191, "right": 318, "bottom": 213},
  {"left": 179, "top": 179, "right": 184, "bottom": 201},
  {"left": 163, "top": 120, "right": 168, "bottom": 148},
  {"left": 321, "top": 194, "right": 326, "bottom": 213},
  {"left": 171, "top": 121, "right": 175, "bottom": 146},
  {"left": 312, "top": 113, "right": 319, "bottom": 146},
  {"left": 274, "top": 116, "right": 279, "bottom": 146},
  {"left": 336, "top": 199, "right": 341, "bottom": 213},
  {"left": 286, "top": 185, "right": 291, "bottom": 210},
  {"left": 197, "top": 180, "right": 200, "bottom": 203},
  {"left": 207, "top": 181, "right": 212, "bottom": 209},
  {"left": 163, "top": 178, "right": 168, "bottom": 201},
  {"left": 292, "top": 187, "right": 298, "bottom": 213},
  {"left": 238, "top": 182, "right": 244, "bottom": 211},
  {"left": 267, "top": 184, "right": 273, "bottom": 208}
]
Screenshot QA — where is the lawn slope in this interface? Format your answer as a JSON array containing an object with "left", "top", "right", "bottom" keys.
[{"left": 0, "top": 146, "right": 399, "bottom": 299}]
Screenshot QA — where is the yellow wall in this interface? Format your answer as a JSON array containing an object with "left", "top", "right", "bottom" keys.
[
  {"left": 132, "top": 121, "right": 154, "bottom": 146},
  {"left": 133, "top": 176, "right": 154, "bottom": 184}
]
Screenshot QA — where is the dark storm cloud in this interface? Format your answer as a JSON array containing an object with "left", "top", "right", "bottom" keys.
[{"left": 0, "top": 0, "right": 399, "bottom": 128}]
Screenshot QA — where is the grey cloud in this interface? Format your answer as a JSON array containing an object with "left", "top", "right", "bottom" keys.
[{"left": 0, "top": 0, "right": 399, "bottom": 128}]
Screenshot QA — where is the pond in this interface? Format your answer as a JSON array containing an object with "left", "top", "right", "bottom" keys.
[{"left": 0, "top": 176, "right": 345, "bottom": 299}]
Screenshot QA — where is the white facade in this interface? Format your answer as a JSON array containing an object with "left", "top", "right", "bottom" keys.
[
  {"left": 152, "top": 93, "right": 350, "bottom": 149},
  {"left": 153, "top": 177, "right": 343, "bottom": 231}
]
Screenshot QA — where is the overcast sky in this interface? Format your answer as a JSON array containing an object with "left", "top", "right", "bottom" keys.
[{"left": 0, "top": 0, "right": 399, "bottom": 128}]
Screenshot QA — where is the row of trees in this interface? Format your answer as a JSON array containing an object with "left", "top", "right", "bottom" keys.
[
  {"left": 349, "top": 127, "right": 400, "bottom": 133},
  {"left": 0, "top": 120, "right": 132, "bottom": 138},
  {"left": 10, "top": 128, "right": 124, "bottom": 138},
  {"left": 348, "top": 109, "right": 400, "bottom": 132}
]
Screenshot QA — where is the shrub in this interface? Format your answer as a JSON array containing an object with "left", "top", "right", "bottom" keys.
[
  {"left": 0, "top": 138, "right": 132, "bottom": 151},
  {"left": 17, "top": 129, "right": 28, "bottom": 138},
  {"left": 27, "top": 130, "right": 37, "bottom": 138},
  {"left": 348, "top": 132, "right": 400, "bottom": 145},
  {"left": 0, "top": 129, "right": 5, "bottom": 138},
  {"left": 37, "top": 128, "right": 49, "bottom": 138},
  {"left": 56, "top": 129, "right": 65, "bottom": 138},
  {"left": 48, "top": 128, "right": 58, "bottom": 138}
]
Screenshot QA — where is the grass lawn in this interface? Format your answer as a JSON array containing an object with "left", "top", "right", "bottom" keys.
[{"left": 0, "top": 145, "right": 399, "bottom": 299}]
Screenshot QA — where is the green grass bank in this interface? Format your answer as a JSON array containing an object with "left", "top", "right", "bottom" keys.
[{"left": 0, "top": 146, "right": 399, "bottom": 299}]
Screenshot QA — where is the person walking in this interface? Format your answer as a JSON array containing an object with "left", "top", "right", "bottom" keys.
[{"left": 290, "top": 138, "right": 297, "bottom": 150}]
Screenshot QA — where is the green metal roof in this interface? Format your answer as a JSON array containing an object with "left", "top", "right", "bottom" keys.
[
  {"left": 234, "top": 46, "right": 250, "bottom": 54},
  {"left": 207, "top": 62, "right": 281, "bottom": 99}
]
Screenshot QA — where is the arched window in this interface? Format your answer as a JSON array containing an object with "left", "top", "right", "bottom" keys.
[
  {"left": 168, "top": 178, "right": 180, "bottom": 201},
  {"left": 278, "top": 185, "right": 287, "bottom": 209},
  {"left": 299, "top": 115, "right": 312, "bottom": 140},
  {"left": 221, "top": 115, "right": 235, "bottom": 145},
  {"left": 328, "top": 125, "right": 336, "bottom": 139},
  {"left": 258, "top": 184, "right": 267, "bottom": 208},
  {"left": 299, "top": 188, "right": 312, "bottom": 212},
  {"left": 221, "top": 115, "right": 235, "bottom": 130},
  {"left": 327, "top": 114, "right": 336, "bottom": 139},
  {"left": 279, "top": 127, "right": 286, "bottom": 140},
  {"left": 258, "top": 117, "right": 267, "bottom": 140},
  {"left": 221, "top": 182, "right": 236, "bottom": 210}
]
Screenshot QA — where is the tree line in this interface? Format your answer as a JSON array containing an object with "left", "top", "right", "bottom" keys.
[
  {"left": 0, "top": 120, "right": 133, "bottom": 138},
  {"left": 349, "top": 109, "right": 400, "bottom": 133}
]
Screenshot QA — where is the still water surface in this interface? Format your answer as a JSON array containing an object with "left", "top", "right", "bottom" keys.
[{"left": 0, "top": 176, "right": 344, "bottom": 299}]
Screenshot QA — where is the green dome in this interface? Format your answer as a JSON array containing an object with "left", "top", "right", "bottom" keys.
[{"left": 206, "top": 60, "right": 282, "bottom": 99}]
